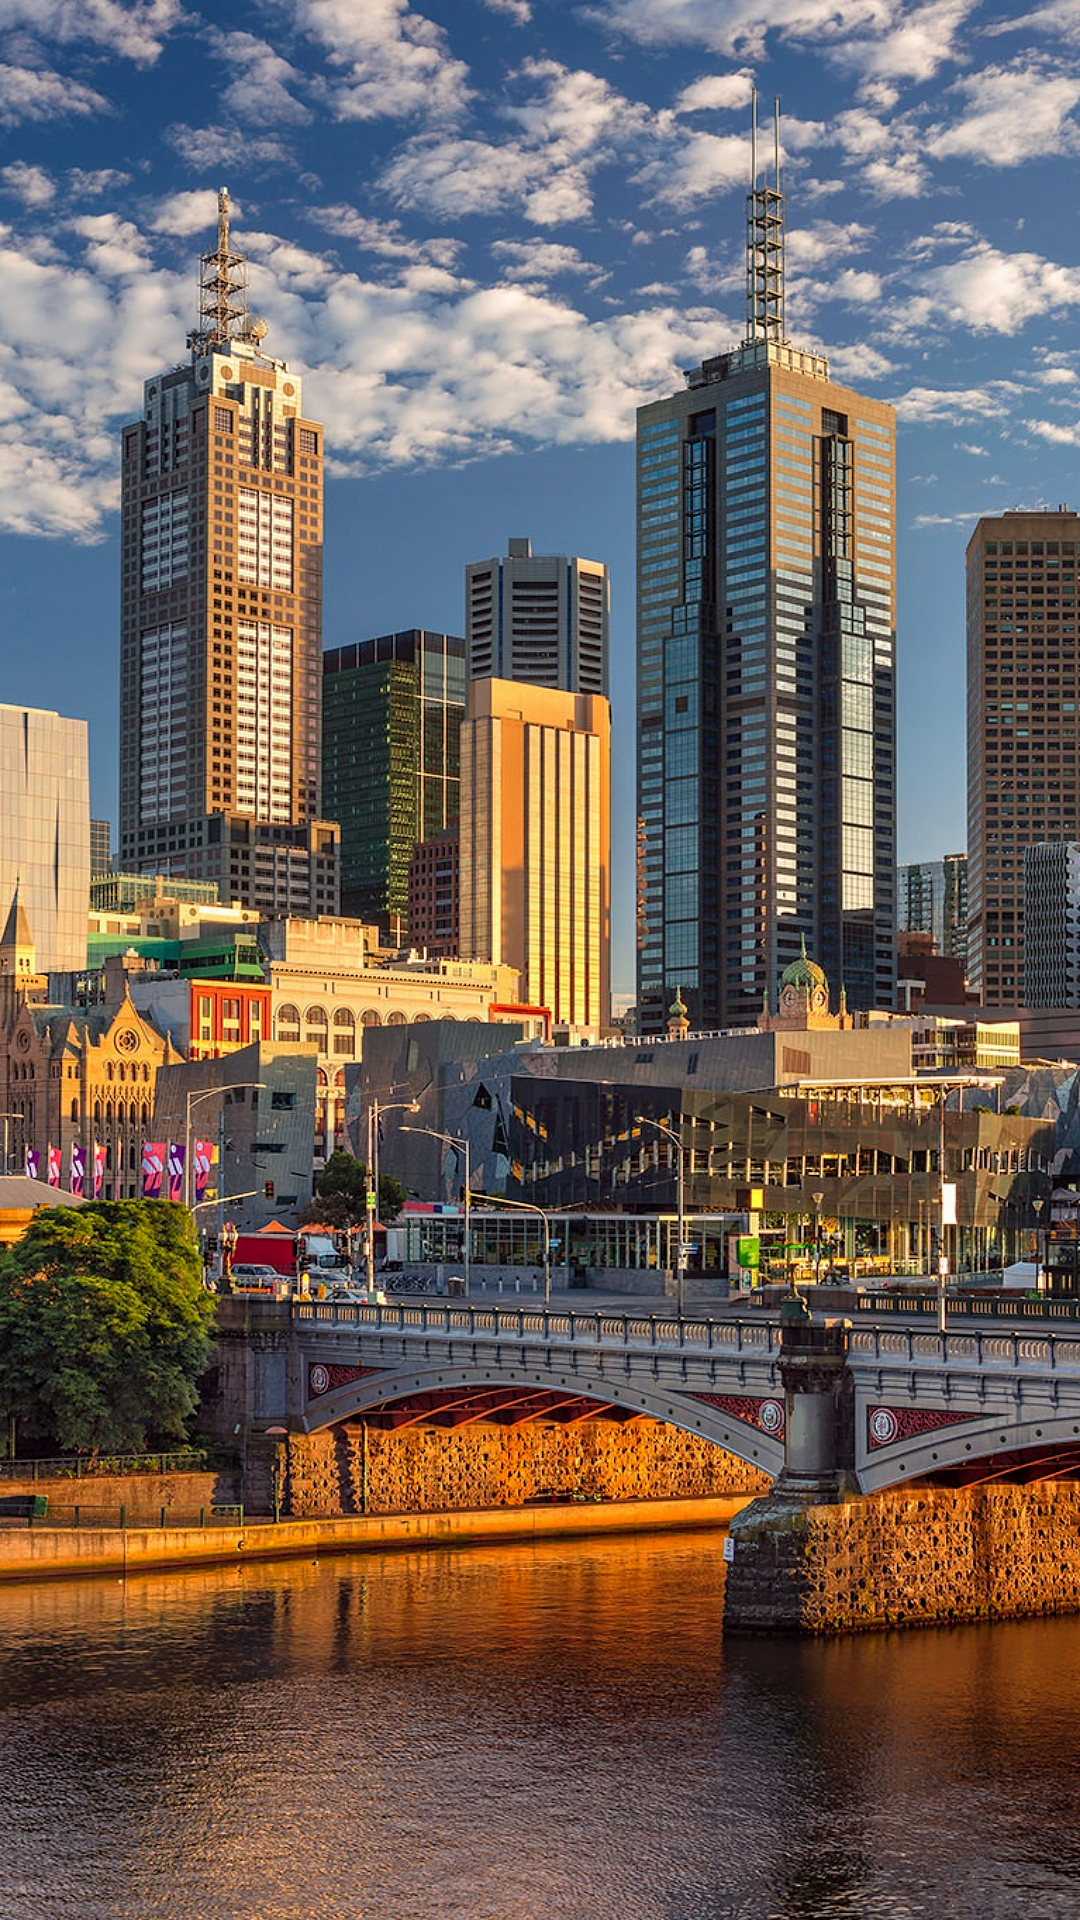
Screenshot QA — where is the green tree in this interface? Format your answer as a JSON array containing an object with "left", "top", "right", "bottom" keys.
[
  {"left": 302, "top": 1151, "right": 407, "bottom": 1227},
  {"left": 0, "top": 1201, "right": 215, "bottom": 1457}
]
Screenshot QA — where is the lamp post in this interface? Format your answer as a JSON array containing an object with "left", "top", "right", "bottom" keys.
[
  {"left": 184, "top": 1081, "right": 266, "bottom": 1211},
  {"left": 636, "top": 1113, "right": 686, "bottom": 1316},
  {"left": 403, "top": 1125, "right": 471, "bottom": 1297},
  {"left": 0, "top": 1112, "right": 21, "bottom": 1177},
  {"left": 1032, "top": 1195, "right": 1046, "bottom": 1294},
  {"left": 364, "top": 1096, "right": 419, "bottom": 1293},
  {"left": 812, "top": 1190, "right": 825, "bottom": 1287},
  {"left": 471, "top": 1191, "right": 552, "bottom": 1303}
]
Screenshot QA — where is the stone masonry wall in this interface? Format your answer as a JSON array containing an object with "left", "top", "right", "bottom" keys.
[
  {"left": 725, "top": 1483, "right": 1080, "bottom": 1634},
  {"left": 0, "top": 1471, "right": 226, "bottom": 1523},
  {"left": 281, "top": 1419, "right": 771, "bottom": 1520}
]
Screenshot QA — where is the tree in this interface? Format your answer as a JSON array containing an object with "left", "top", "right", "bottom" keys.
[
  {"left": 301, "top": 1150, "right": 407, "bottom": 1228},
  {"left": 0, "top": 1201, "right": 215, "bottom": 1457}
]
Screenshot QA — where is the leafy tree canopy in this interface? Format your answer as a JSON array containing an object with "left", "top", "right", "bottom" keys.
[
  {"left": 302, "top": 1151, "right": 407, "bottom": 1228},
  {"left": 0, "top": 1201, "right": 215, "bottom": 1457}
]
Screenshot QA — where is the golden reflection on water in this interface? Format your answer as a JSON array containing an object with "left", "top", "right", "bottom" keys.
[{"left": 2, "top": 1531, "right": 1080, "bottom": 1919}]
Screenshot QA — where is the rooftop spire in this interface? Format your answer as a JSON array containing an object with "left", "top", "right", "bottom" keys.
[
  {"left": 746, "top": 89, "right": 786, "bottom": 347},
  {"left": 188, "top": 186, "right": 248, "bottom": 354}
]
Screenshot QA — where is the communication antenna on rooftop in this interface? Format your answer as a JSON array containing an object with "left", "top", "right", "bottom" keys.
[
  {"left": 746, "top": 89, "right": 786, "bottom": 347},
  {"left": 187, "top": 186, "right": 248, "bottom": 354}
]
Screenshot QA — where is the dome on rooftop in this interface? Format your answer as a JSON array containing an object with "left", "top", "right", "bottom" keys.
[{"left": 780, "top": 939, "right": 827, "bottom": 993}]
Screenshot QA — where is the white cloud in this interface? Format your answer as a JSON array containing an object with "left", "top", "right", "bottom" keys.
[
  {"left": 957, "top": 441, "right": 989, "bottom": 454},
  {"left": 212, "top": 30, "right": 312, "bottom": 127},
  {"left": 310, "top": 204, "right": 461, "bottom": 268},
  {"left": 1026, "top": 416, "right": 1080, "bottom": 445},
  {"left": 920, "top": 242, "right": 1080, "bottom": 333},
  {"left": 289, "top": 0, "right": 471, "bottom": 124},
  {"left": 1038, "top": 365, "right": 1079, "bottom": 384},
  {"left": 636, "top": 129, "right": 750, "bottom": 208},
  {"left": 482, "top": 0, "right": 532, "bottom": 21},
  {"left": 674, "top": 71, "right": 754, "bottom": 114},
  {"left": 150, "top": 189, "right": 236, "bottom": 238},
  {"left": 164, "top": 123, "right": 293, "bottom": 170},
  {"left": 68, "top": 168, "right": 130, "bottom": 199},
  {"left": 0, "top": 0, "right": 181, "bottom": 65},
  {"left": 0, "top": 63, "right": 109, "bottom": 127},
  {"left": 928, "top": 60, "right": 1080, "bottom": 166},
  {"left": 0, "top": 163, "right": 55, "bottom": 206},
  {"left": 491, "top": 239, "right": 599, "bottom": 280},
  {"left": 893, "top": 384, "right": 1014, "bottom": 422}
]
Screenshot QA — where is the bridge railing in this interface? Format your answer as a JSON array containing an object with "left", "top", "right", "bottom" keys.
[
  {"left": 847, "top": 1324, "right": 1080, "bottom": 1374},
  {"left": 291, "top": 1298, "right": 782, "bottom": 1356}
]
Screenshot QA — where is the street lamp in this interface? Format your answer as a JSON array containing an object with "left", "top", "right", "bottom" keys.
[
  {"left": 636, "top": 1113, "right": 686, "bottom": 1316},
  {"left": 472, "top": 1191, "right": 552, "bottom": 1304},
  {"left": 184, "top": 1082, "right": 266, "bottom": 1210},
  {"left": 403, "top": 1125, "right": 471, "bottom": 1297},
  {"left": 363, "top": 1095, "right": 419, "bottom": 1293},
  {"left": 1032, "top": 1195, "right": 1046, "bottom": 1294},
  {"left": 812, "top": 1190, "right": 825, "bottom": 1287},
  {"left": 0, "top": 1112, "right": 22, "bottom": 1177}
]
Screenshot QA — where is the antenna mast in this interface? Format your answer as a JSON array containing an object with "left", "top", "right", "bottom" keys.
[
  {"left": 188, "top": 186, "right": 247, "bottom": 354},
  {"left": 745, "top": 92, "right": 786, "bottom": 346}
]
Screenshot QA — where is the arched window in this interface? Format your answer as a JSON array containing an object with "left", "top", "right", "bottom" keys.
[
  {"left": 413, "top": 1013, "right": 432, "bottom": 1023},
  {"left": 93, "top": 1101, "right": 101, "bottom": 1124},
  {"left": 70, "top": 1099, "right": 79, "bottom": 1124},
  {"left": 386, "top": 1011, "right": 406, "bottom": 1026},
  {"left": 276, "top": 1003, "right": 300, "bottom": 1043},
  {"left": 332, "top": 1009, "right": 355, "bottom": 1056},
  {"left": 305, "top": 1005, "right": 328, "bottom": 1052},
  {"left": 141, "top": 1103, "right": 150, "bottom": 1129},
  {"left": 361, "top": 1009, "right": 381, "bottom": 1028}
]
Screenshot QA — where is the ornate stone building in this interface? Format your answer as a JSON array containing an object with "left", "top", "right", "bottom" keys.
[{"left": 0, "top": 893, "right": 183, "bottom": 1198}]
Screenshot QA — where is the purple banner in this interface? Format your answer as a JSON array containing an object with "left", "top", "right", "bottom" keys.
[
  {"left": 25, "top": 1146, "right": 39, "bottom": 1183},
  {"left": 167, "top": 1141, "right": 185, "bottom": 1204},
  {"left": 141, "top": 1141, "right": 165, "bottom": 1200},
  {"left": 194, "top": 1139, "right": 214, "bottom": 1206},
  {"left": 69, "top": 1142, "right": 85, "bottom": 1198}
]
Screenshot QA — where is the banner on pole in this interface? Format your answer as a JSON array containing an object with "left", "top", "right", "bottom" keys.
[
  {"left": 141, "top": 1141, "right": 165, "bottom": 1199},
  {"left": 69, "top": 1142, "right": 85, "bottom": 1198},
  {"left": 167, "top": 1141, "right": 185, "bottom": 1204}
]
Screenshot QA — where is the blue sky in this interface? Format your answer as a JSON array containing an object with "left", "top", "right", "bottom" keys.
[{"left": 2, "top": 0, "right": 1080, "bottom": 994}]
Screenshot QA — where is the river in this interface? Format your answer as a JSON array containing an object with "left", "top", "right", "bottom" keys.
[{"left": 2, "top": 1528, "right": 1079, "bottom": 1919}]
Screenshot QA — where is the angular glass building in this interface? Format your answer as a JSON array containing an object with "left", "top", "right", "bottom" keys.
[
  {"left": 636, "top": 128, "right": 896, "bottom": 1034},
  {"left": 322, "top": 630, "right": 465, "bottom": 938}
]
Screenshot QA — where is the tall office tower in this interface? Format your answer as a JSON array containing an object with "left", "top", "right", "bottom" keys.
[
  {"left": 635, "top": 108, "right": 896, "bottom": 1035},
  {"left": 897, "top": 855, "right": 968, "bottom": 963},
  {"left": 118, "top": 189, "right": 339, "bottom": 915},
  {"left": 90, "top": 818, "right": 112, "bottom": 876},
  {"left": 1024, "top": 842, "right": 1080, "bottom": 1006},
  {"left": 459, "top": 678, "right": 610, "bottom": 1029},
  {"left": 466, "top": 538, "right": 610, "bottom": 696},
  {"left": 0, "top": 703, "right": 89, "bottom": 972},
  {"left": 967, "top": 508, "right": 1080, "bottom": 1005},
  {"left": 322, "top": 630, "right": 465, "bottom": 936}
]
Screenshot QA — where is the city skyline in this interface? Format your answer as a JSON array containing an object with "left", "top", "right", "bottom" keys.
[{"left": 4, "top": 5, "right": 1080, "bottom": 990}]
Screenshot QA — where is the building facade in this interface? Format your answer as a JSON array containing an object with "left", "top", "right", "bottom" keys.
[
  {"left": 90, "top": 819, "right": 112, "bottom": 876},
  {"left": 322, "top": 629, "right": 465, "bottom": 935},
  {"left": 117, "top": 189, "right": 339, "bottom": 916},
  {"left": 897, "top": 855, "right": 968, "bottom": 964},
  {"left": 407, "top": 825, "right": 460, "bottom": 956},
  {"left": 1024, "top": 840, "right": 1080, "bottom": 1008},
  {"left": 466, "top": 538, "right": 610, "bottom": 697},
  {"left": 635, "top": 170, "right": 896, "bottom": 1035},
  {"left": 967, "top": 509, "right": 1080, "bottom": 1005},
  {"left": 459, "top": 678, "right": 611, "bottom": 1032},
  {"left": 0, "top": 704, "right": 89, "bottom": 974}
]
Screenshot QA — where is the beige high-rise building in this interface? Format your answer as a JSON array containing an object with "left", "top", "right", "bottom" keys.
[
  {"left": 0, "top": 703, "right": 88, "bottom": 974},
  {"left": 118, "top": 189, "right": 339, "bottom": 915},
  {"left": 967, "top": 507, "right": 1080, "bottom": 1004},
  {"left": 459, "top": 679, "right": 610, "bottom": 1031}
]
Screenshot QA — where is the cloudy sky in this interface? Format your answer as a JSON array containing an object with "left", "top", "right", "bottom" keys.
[{"left": 2, "top": 0, "right": 1080, "bottom": 990}]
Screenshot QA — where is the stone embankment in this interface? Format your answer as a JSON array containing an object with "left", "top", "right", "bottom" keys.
[{"left": 725, "top": 1482, "right": 1080, "bottom": 1633}]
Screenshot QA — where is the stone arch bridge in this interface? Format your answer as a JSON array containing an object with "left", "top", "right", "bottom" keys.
[{"left": 215, "top": 1298, "right": 1080, "bottom": 1493}]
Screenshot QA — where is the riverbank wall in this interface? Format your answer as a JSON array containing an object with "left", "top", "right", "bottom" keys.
[
  {"left": 724, "top": 1482, "right": 1080, "bottom": 1633},
  {"left": 0, "top": 1493, "right": 752, "bottom": 1583}
]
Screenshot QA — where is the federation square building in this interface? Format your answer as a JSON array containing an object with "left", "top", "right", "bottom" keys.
[{"left": 635, "top": 143, "right": 896, "bottom": 1034}]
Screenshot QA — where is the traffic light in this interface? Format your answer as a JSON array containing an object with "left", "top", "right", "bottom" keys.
[{"left": 264, "top": 1180, "right": 275, "bottom": 1199}]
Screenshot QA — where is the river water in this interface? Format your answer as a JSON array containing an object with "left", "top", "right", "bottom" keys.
[{"left": 2, "top": 1529, "right": 1080, "bottom": 1919}]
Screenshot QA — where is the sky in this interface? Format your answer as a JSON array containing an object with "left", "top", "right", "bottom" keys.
[{"left": 2, "top": 0, "right": 1080, "bottom": 995}]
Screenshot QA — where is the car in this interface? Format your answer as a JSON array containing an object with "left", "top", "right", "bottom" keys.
[{"left": 231, "top": 1263, "right": 281, "bottom": 1282}]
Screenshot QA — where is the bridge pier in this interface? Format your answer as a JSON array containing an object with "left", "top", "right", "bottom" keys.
[{"left": 723, "top": 1298, "right": 859, "bottom": 1634}]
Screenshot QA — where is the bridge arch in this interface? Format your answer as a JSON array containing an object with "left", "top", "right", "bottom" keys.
[
  {"left": 858, "top": 1404, "right": 1080, "bottom": 1492},
  {"left": 302, "top": 1358, "right": 787, "bottom": 1480}
]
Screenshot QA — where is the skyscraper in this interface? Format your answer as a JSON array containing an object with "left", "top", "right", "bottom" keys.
[
  {"left": 466, "top": 538, "right": 610, "bottom": 696},
  {"left": 967, "top": 508, "right": 1080, "bottom": 1005},
  {"left": 897, "top": 855, "right": 968, "bottom": 965},
  {"left": 635, "top": 109, "right": 896, "bottom": 1034},
  {"left": 459, "top": 678, "right": 611, "bottom": 1030},
  {"left": 118, "top": 189, "right": 339, "bottom": 915},
  {"left": 1024, "top": 841, "right": 1080, "bottom": 1007},
  {"left": 0, "top": 702, "right": 89, "bottom": 973},
  {"left": 322, "top": 630, "right": 465, "bottom": 935}
]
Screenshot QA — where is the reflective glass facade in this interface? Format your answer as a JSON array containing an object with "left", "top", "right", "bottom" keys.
[{"left": 636, "top": 342, "right": 896, "bottom": 1033}]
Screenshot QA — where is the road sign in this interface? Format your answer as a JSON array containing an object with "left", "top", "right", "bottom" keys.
[{"left": 366, "top": 1191, "right": 376, "bottom": 1209}]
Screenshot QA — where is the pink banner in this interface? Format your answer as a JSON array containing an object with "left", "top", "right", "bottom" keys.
[
  {"left": 194, "top": 1138, "right": 214, "bottom": 1206},
  {"left": 93, "top": 1142, "right": 106, "bottom": 1199},
  {"left": 167, "top": 1141, "right": 185, "bottom": 1204},
  {"left": 141, "top": 1141, "right": 165, "bottom": 1199},
  {"left": 47, "top": 1145, "right": 61, "bottom": 1188}
]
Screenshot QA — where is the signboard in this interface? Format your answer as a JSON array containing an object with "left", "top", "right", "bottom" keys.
[
  {"left": 723, "top": 1535, "right": 735, "bottom": 1563},
  {"left": 366, "top": 1190, "right": 376, "bottom": 1210},
  {"left": 737, "top": 1235, "right": 760, "bottom": 1270},
  {"left": 941, "top": 1182, "right": 957, "bottom": 1226}
]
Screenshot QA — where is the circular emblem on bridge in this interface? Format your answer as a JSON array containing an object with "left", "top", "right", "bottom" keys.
[
  {"left": 309, "top": 1364, "right": 330, "bottom": 1397},
  {"left": 758, "top": 1399, "right": 784, "bottom": 1435},
  {"left": 870, "top": 1407, "right": 899, "bottom": 1446}
]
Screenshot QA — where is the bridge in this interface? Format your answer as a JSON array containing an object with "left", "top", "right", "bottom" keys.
[{"left": 224, "top": 1297, "right": 1080, "bottom": 1493}]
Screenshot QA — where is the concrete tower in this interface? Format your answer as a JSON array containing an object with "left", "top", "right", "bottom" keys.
[{"left": 466, "top": 538, "right": 610, "bottom": 697}]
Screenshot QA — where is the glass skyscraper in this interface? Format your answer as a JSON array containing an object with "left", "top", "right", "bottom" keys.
[
  {"left": 322, "top": 630, "right": 465, "bottom": 938},
  {"left": 636, "top": 152, "right": 896, "bottom": 1033}
]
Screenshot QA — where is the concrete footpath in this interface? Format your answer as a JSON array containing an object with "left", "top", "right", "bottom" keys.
[{"left": 0, "top": 1494, "right": 753, "bottom": 1584}]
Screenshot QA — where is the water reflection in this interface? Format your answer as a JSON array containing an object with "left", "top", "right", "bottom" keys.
[{"left": 1, "top": 1533, "right": 1079, "bottom": 1918}]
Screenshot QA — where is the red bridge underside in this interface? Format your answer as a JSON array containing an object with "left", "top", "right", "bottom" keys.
[
  {"left": 919, "top": 1442, "right": 1080, "bottom": 1487},
  {"left": 359, "top": 1386, "right": 643, "bottom": 1430}
]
